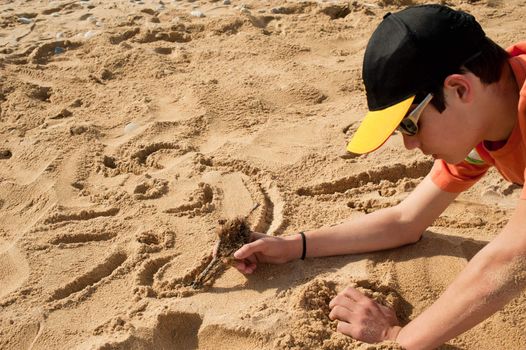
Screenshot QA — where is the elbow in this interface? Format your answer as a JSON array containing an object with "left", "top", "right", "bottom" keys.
[
  {"left": 404, "top": 231, "right": 424, "bottom": 245},
  {"left": 391, "top": 205, "right": 425, "bottom": 245}
]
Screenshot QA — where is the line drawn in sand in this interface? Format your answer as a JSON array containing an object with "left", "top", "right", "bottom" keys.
[
  {"left": 296, "top": 160, "right": 433, "bottom": 197},
  {"left": 49, "top": 251, "right": 127, "bottom": 303},
  {"left": 163, "top": 182, "right": 218, "bottom": 217}
]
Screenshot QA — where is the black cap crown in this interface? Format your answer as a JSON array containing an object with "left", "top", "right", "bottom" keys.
[{"left": 363, "top": 4, "right": 486, "bottom": 110}]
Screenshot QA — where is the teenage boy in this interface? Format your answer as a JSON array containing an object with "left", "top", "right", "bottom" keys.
[{"left": 233, "top": 4, "right": 526, "bottom": 349}]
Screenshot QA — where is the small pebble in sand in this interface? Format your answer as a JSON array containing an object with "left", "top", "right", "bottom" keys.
[
  {"left": 223, "top": 0, "right": 231, "bottom": 4},
  {"left": 52, "top": 13, "right": 60, "bottom": 17},
  {"left": 84, "top": 30, "right": 97, "bottom": 39},
  {"left": 18, "top": 17, "right": 32, "bottom": 24},
  {"left": 0, "top": 150, "right": 12, "bottom": 160},
  {"left": 53, "top": 108, "right": 72, "bottom": 119},
  {"left": 124, "top": 122, "right": 139, "bottom": 134},
  {"left": 238, "top": 4, "right": 251, "bottom": 14},
  {"left": 70, "top": 125, "right": 88, "bottom": 135},
  {"left": 54, "top": 47, "right": 65, "bottom": 54},
  {"left": 271, "top": 7, "right": 288, "bottom": 14},
  {"left": 70, "top": 99, "right": 82, "bottom": 108},
  {"left": 190, "top": 10, "right": 205, "bottom": 17},
  {"left": 56, "top": 32, "right": 63, "bottom": 39}
]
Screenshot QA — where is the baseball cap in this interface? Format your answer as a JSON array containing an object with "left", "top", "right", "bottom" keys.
[{"left": 347, "top": 5, "right": 486, "bottom": 154}]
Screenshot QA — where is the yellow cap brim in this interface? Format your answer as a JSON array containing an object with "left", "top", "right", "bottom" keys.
[{"left": 346, "top": 96, "right": 415, "bottom": 154}]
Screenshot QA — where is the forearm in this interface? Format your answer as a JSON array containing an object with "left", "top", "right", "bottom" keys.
[
  {"left": 396, "top": 242, "right": 526, "bottom": 350},
  {"left": 302, "top": 205, "right": 421, "bottom": 258},
  {"left": 297, "top": 175, "right": 457, "bottom": 259}
]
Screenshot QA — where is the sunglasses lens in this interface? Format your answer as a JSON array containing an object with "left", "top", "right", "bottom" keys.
[{"left": 400, "top": 119, "right": 417, "bottom": 135}]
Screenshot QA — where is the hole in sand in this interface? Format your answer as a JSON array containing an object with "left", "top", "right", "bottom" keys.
[{"left": 152, "top": 311, "right": 202, "bottom": 349}]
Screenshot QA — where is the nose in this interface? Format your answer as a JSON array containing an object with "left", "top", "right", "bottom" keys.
[{"left": 402, "top": 133, "right": 421, "bottom": 151}]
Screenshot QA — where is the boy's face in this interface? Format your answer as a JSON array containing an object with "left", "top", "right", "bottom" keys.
[{"left": 400, "top": 94, "right": 479, "bottom": 164}]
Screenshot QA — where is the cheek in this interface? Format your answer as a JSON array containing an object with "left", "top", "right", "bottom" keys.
[
  {"left": 419, "top": 114, "right": 468, "bottom": 155},
  {"left": 429, "top": 124, "right": 475, "bottom": 163}
]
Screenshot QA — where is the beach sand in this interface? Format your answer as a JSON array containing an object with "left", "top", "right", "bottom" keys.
[{"left": 1, "top": 0, "right": 526, "bottom": 349}]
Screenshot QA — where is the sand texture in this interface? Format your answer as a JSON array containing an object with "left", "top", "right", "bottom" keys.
[{"left": 1, "top": 0, "right": 526, "bottom": 349}]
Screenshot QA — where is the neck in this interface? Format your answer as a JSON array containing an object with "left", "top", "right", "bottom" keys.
[{"left": 483, "top": 62, "right": 520, "bottom": 142}]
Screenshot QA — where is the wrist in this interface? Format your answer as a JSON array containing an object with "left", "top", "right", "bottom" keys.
[
  {"left": 283, "top": 233, "right": 304, "bottom": 262},
  {"left": 389, "top": 325, "right": 403, "bottom": 343}
]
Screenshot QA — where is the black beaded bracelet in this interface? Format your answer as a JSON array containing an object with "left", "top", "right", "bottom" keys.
[{"left": 299, "top": 231, "right": 306, "bottom": 260}]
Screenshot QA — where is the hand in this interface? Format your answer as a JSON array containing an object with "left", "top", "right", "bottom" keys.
[
  {"left": 232, "top": 232, "right": 300, "bottom": 274},
  {"left": 329, "top": 286, "right": 402, "bottom": 344}
]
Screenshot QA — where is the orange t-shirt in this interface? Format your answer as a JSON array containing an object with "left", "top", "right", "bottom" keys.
[{"left": 430, "top": 41, "right": 526, "bottom": 200}]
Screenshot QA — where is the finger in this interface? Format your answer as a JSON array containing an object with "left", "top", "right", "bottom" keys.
[
  {"left": 329, "top": 305, "right": 353, "bottom": 322},
  {"left": 341, "top": 287, "right": 369, "bottom": 303},
  {"left": 234, "top": 240, "right": 266, "bottom": 259},
  {"left": 233, "top": 257, "right": 258, "bottom": 273},
  {"left": 377, "top": 302, "right": 393, "bottom": 315},
  {"left": 249, "top": 231, "right": 266, "bottom": 242},
  {"left": 378, "top": 303, "right": 399, "bottom": 324},
  {"left": 233, "top": 260, "right": 250, "bottom": 274},
  {"left": 329, "top": 294, "right": 354, "bottom": 309},
  {"left": 244, "top": 259, "right": 257, "bottom": 274},
  {"left": 336, "top": 320, "right": 357, "bottom": 337}
]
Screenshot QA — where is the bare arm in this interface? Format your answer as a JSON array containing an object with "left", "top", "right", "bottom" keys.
[
  {"left": 303, "top": 174, "right": 459, "bottom": 257},
  {"left": 395, "top": 198, "right": 526, "bottom": 350},
  {"left": 234, "top": 173, "right": 458, "bottom": 272}
]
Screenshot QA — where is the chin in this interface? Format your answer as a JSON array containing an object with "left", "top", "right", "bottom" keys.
[
  {"left": 441, "top": 154, "right": 468, "bottom": 165},
  {"left": 432, "top": 147, "right": 473, "bottom": 164}
]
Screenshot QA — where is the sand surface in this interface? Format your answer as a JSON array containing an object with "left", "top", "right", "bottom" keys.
[{"left": 1, "top": 0, "right": 526, "bottom": 349}]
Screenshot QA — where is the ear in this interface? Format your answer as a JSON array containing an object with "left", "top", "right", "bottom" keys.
[{"left": 443, "top": 74, "right": 473, "bottom": 103}]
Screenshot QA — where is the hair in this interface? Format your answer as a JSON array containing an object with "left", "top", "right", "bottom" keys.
[{"left": 429, "top": 37, "right": 510, "bottom": 112}]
